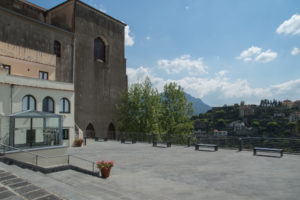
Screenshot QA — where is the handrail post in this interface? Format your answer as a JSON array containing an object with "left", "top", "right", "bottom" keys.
[
  {"left": 92, "top": 162, "right": 94, "bottom": 173},
  {"left": 35, "top": 155, "right": 38, "bottom": 166},
  {"left": 67, "top": 155, "right": 70, "bottom": 165},
  {"left": 239, "top": 138, "right": 243, "bottom": 151}
]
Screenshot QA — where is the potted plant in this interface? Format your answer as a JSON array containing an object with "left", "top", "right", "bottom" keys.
[
  {"left": 74, "top": 138, "right": 83, "bottom": 147},
  {"left": 97, "top": 160, "right": 114, "bottom": 178}
]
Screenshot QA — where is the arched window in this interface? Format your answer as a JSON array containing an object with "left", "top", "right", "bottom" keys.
[
  {"left": 42, "top": 96, "right": 54, "bottom": 113},
  {"left": 59, "top": 98, "right": 70, "bottom": 113},
  {"left": 54, "top": 40, "right": 61, "bottom": 57},
  {"left": 94, "top": 37, "right": 105, "bottom": 61},
  {"left": 22, "top": 95, "right": 36, "bottom": 111}
]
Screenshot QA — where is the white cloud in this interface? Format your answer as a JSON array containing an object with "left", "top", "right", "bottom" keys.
[
  {"left": 158, "top": 55, "right": 208, "bottom": 76},
  {"left": 125, "top": 25, "right": 134, "bottom": 46},
  {"left": 236, "top": 46, "right": 262, "bottom": 62},
  {"left": 146, "top": 36, "right": 151, "bottom": 40},
  {"left": 254, "top": 49, "right": 278, "bottom": 63},
  {"left": 185, "top": 6, "right": 190, "bottom": 10},
  {"left": 127, "top": 66, "right": 150, "bottom": 84},
  {"left": 271, "top": 79, "right": 300, "bottom": 95},
  {"left": 237, "top": 46, "right": 277, "bottom": 63},
  {"left": 291, "top": 47, "right": 300, "bottom": 55},
  {"left": 127, "top": 66, "right": 300, "bottom": 106},
  {"left": 276, "top": 14, "right": 300, "bottom": 35},
  {"left": 217, "top": 70, "right": 228, "bottom": 77}
]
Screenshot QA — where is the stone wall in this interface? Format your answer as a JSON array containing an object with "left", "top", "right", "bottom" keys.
[{"left": 74, "top": 2, "right": 127, "bottom": 138}]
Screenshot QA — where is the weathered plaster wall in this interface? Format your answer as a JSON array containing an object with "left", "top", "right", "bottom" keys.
[
  {"left": 0, "top": 41, "right": 56, "bottom": 80},
  {"left": 0, "top": 7, "right": 73, "bottom": 83}
]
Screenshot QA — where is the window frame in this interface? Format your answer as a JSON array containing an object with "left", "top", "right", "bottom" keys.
[
  {"left": 42, "top": 96, "right": 55, "bottom": 113},
  {"left": 22, "top": 95, "right": 36, "bottom": 111},
  {"left": 3, "top": 64, "right": 11, "bottom": 75},
  {"left": 59, "top": 98, "right": 70, "bottom": 114},
  {"left": 39, "top": 71, "right": 48, "bottom": 80}
]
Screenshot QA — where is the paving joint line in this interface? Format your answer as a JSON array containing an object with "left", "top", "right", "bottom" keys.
[{"left": 0, "top": 168, "right": 66, "bottom": 200}]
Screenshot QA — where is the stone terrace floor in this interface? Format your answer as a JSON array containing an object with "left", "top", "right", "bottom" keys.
[{"left": 1, "top": 140, "right": 300, "bottom": 200}]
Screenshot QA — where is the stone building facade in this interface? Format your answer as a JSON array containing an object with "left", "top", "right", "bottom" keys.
[{"left": 0, "top": 0, "right": 127, "bottom": 139}]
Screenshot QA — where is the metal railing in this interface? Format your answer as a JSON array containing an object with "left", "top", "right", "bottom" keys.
[
  {"left": 0, "top": 143, "right": 97, "bottom": 173},
  {"left": 194, "top": 136, "right": 300, "bottom": 153}
]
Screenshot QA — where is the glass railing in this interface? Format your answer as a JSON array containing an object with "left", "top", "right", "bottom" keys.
[{"left": 0, "top": 143, "right": 97, "bottom": 173}]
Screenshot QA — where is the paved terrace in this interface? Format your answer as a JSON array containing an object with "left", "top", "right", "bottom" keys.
[{"left": 1, "top": 140, "right": 300, "bottom": 200}]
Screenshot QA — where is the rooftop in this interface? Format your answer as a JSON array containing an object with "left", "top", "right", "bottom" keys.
[{"left": 1, "top": 140, "right": 300, "bottom": 200}]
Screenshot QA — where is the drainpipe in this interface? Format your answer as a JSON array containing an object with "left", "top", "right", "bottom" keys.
[
  {"left": 10, "top": 84, "right": 14, "bottom": 114},
  {"left": 72, "top": 37, "right": 76, "bottom": 84}
]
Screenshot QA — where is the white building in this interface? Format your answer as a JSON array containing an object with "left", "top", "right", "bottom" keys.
[
  {"left": 0, "top": 68, "right": 75, "bottom": 149},
  {"left": 213, "top": 130, "right": 228, "bottom": 136}
]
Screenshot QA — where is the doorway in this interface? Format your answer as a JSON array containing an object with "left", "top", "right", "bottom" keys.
[
  {"left": 107, "top": 123, "right": 116, "bottom": 140},
  {"left": 85, "top": 123, "right": 95, "bottom": 138}
]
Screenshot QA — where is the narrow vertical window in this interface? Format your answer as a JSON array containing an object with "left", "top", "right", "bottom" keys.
[
  {"left": 63, "top": 129, "right": 69, "bottom": 140},
  {"left": 22, "top": 95, "right": 36, "bottom": 111},
  {"left": 59, "top": 98, "right": 70, "bottom": 113},
  {"left": 94, "top": 37, "right": 105, "bottom": 62},
  {"left": 54, "top": 40, "right": 61, "bottom": 57},
  {"left": 43, "top": 96, "right": 54, "bottom": 113}
]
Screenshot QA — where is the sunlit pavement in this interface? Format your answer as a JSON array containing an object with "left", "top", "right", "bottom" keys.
[{"left": 1, "top": 140, "right": 300, "bottom": 200}]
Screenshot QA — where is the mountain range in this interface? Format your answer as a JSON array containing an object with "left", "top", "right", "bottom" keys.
[{"left": 185, "top": 93, "right": 211, "bottom": 115}]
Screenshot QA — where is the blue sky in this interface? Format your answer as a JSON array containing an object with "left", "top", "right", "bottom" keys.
[{"left": 29, "top": 0, "right": 300, "bottom": 106}]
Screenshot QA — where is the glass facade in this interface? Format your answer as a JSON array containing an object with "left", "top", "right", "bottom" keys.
[{"left": 1, "top": 111, "right": 63, "bottom": 150}]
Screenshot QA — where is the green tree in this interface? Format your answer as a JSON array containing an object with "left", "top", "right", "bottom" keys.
[
  {"left": 117, "top": 77, "right": 161, "bottom": 140},
  {"left": 266, "top": 121, "right": 279, "bottom": 136},
  {"left": 286, "top": 122, "right": 296, "bottom": 134},
  {"left": 296, "top": 119, "right": 300, "bottom": 136},
  {"left": 160, "top": 82, "right": 193, "bottom": 143},
  {"left": 215, "top": 119, "right": 226, "bottom": 130}
]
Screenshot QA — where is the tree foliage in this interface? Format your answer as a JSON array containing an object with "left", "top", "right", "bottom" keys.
[
  {"left": 160, "top": 82, "right": 193, "bottom": 142},
  {"left": 296, "top": 119, "right": 300, "bottom": 136},
  {"left": 117, "top": 78, "right": 193, "bottom": 144}
]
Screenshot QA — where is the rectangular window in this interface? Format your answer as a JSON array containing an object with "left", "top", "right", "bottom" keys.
[
  {"left": 3, "top": 65, "right": 11, "bottom": 74},
  {"left": 39, "top": 71, "right": 48, "bottom": 80},
  {"left": 63, "top": 129, "right": 69, "bottom": 140},
  {"left": 1, "top": 64, "right": 11, "bottom": 74}
]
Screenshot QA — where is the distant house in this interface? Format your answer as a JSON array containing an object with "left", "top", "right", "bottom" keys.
[
  {"left": 228, "top": 120, "right": 254, "bottom": 136},
  {"left": 289, "top": 112, "right": 300, "bottom": 122},
  {"left": 283, "top": 100, "right": 294, "bottom": 108},
  {"left": 274, "top": 113, "right": 285, "bottom": 118},
  {"left": 213, "top": 130, "right": 228, "bottom": 136},
  {"left": 228, "top": 120, "right": 245, "bottom": 131},
  {"left": 239, "top": 102, "right": 255, "bottom": 118}
]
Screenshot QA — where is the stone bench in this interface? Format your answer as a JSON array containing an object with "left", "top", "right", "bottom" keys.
[
  {"left": 152, "top": 141, "right": 171, "bottom": 148},
  {"left": 253, "top": 147, "right": 283, "bottom": 157},
  {"left": 95, "top": 137, "right": 108, "bottom": 142},
  {"left": 121, "top": 139, "right": 136, "bottom": 144},
  {"left": 195, "top": 144, "right": 218, "bottom": 151}
]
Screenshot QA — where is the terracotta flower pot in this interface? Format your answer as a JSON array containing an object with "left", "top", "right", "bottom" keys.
[{"left": 101, "top": 167, "right": 111, "bottom": 178}]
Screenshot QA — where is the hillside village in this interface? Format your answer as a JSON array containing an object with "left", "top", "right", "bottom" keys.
[{"left": 192, "top": 99, "right": 300, "bottom": 137}]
